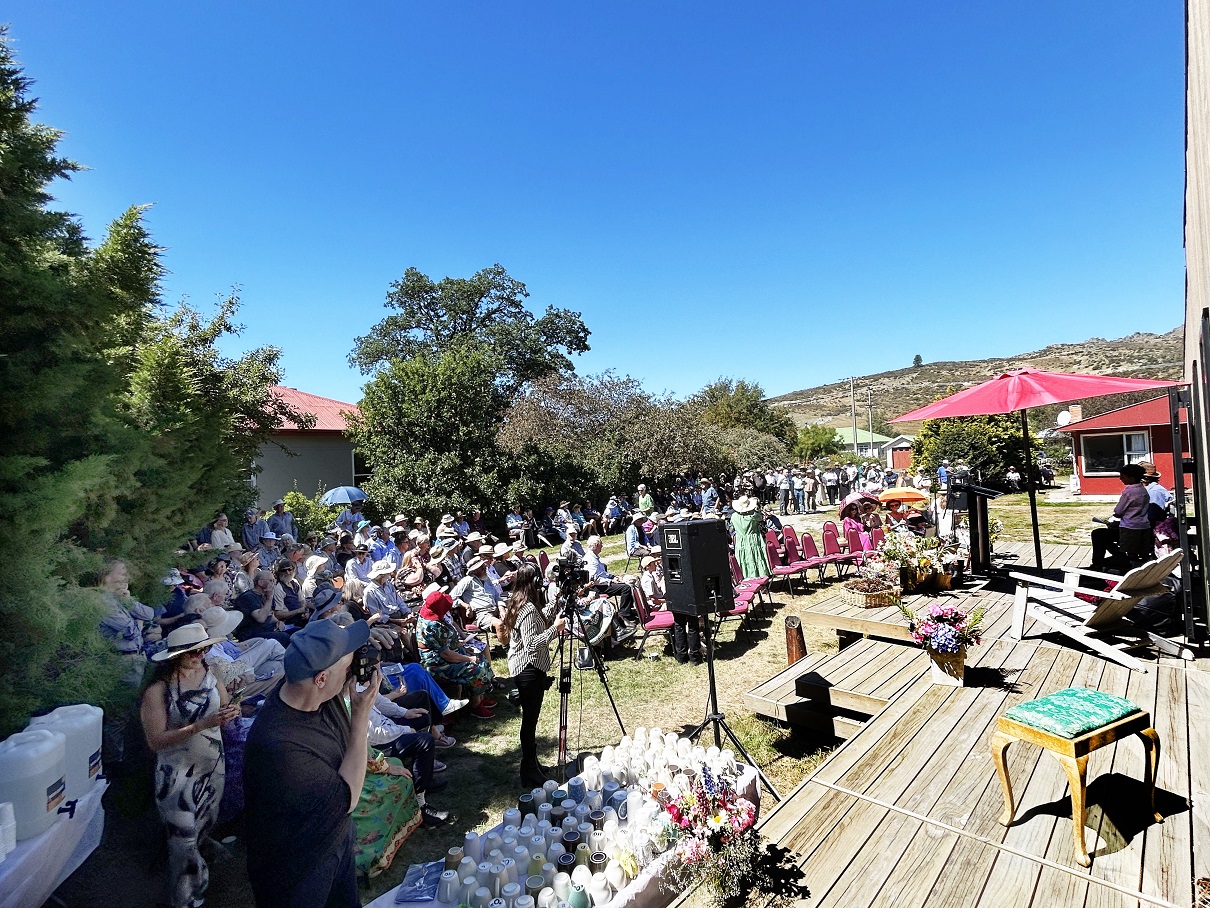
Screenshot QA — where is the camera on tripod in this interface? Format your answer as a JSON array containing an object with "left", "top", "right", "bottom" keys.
[{"left": 549, "top": 553, "right": 589, "bottom": 588}]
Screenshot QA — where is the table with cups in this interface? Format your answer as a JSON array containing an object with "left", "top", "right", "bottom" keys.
[{"left": 367, "top": 727, "right": 759, "bottom": 908}]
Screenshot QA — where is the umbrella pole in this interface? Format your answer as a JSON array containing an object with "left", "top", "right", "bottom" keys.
[{"left": 1020, "top": 409, "right": 1044, "bottom": 573}]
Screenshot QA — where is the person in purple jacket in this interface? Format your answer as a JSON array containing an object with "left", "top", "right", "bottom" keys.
[{"left": 1091, "top": 463, "right": 1153, "bottom": 572}]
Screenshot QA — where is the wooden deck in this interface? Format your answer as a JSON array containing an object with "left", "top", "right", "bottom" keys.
[{"left": 750, "top": 542, "right": 1210, "bottom": 907}]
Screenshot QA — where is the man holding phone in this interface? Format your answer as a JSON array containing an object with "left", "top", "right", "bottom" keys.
[{"left": 244, "top": 617, "right": 395, "bottom": 907}]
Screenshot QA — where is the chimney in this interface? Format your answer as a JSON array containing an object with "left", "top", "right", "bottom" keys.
[{"left": 1068, "top": 405, "right": 1083, "bottom": 423}]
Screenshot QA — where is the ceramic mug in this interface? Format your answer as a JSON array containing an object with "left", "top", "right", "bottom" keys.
[{"left": 438, "top": 870, "right": 460, "bottom": 903}]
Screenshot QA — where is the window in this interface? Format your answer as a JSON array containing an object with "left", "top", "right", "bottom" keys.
[
  {"left": 352, "top": 451, "right": 372, "bottom": 487},
  {"left": 1081, "top": 431, "right": 1150, "bottom": 475}
]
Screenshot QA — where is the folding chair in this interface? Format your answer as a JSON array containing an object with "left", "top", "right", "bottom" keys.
[{"left": 631, "top": 584, "right": 674, "bottom": 659}]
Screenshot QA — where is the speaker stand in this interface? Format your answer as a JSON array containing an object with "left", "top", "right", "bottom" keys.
[{"left": 688, "top": 592, "right": 781, "bottom": 803}]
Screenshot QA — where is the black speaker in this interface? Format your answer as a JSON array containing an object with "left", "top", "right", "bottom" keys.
[{"left": 661, "top": 519, "right": 735, "bottom": 617}]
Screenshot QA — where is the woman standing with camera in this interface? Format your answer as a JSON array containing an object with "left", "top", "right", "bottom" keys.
[{"left": 499, "top": 563, "right": 566, "bottom": 787}]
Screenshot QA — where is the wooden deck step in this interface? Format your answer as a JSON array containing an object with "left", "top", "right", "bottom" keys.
[{"left": 744, "top": 638, "right": 929, "bottom": 739}]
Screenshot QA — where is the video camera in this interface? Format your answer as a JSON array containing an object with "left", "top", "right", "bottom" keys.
[{"left": 549, "top": 553, "right": 589, "bottom": 588}]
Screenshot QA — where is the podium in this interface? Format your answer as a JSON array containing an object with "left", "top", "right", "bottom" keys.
[{"left": 950, "top": 482, "right": 1003, "bottom": 575}]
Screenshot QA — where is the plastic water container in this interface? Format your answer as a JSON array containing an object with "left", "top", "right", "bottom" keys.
[
  {"left": 29, "top": 704, "right": 103, "bottom": 800},
  {"left": 0, "top": 729, "right": 67, "bottom": 840}
]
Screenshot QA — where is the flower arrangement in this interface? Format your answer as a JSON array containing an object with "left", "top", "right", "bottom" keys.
[
  {"left": 898, "top": 600, "right": 985, "bottom": 653},
  {"left": 873, "top": 531, "right": 952, "bottom": 573},
  {"left": 661, "top": 765, "right": 759, "bottom": 907}
]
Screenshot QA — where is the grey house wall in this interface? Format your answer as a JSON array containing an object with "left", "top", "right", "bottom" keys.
[{"left": 253, "top": 434, "right": 355, "bottom": 506}]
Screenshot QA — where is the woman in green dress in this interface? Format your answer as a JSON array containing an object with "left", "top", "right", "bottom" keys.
[{"left": 730, "top": 495, "right": 772, "bottom": 579}]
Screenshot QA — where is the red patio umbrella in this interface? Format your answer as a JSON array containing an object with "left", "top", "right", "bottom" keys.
[{"left": 892, "top": 368, "right": 1180, "bottom": 571}]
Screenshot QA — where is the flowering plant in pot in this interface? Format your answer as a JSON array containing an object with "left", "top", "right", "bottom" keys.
[{"left": 898, "top": 600, "right": 986, "bottom": 686}]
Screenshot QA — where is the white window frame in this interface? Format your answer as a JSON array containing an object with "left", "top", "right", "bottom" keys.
[{"left": 1080, "top": 430, "right": 1151, "bottom": 476}]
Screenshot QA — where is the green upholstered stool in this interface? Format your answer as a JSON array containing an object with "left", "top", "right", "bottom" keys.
[{"left": 989, "top": 686, "right": 1161, "bottom": 867}]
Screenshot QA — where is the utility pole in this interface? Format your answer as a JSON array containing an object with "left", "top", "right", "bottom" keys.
[
  {"left": 850, "top": 377, "right": 859, "bottom": 455},
  {"left": 866, "top": 389, "right": 874, "bottom": 459}
]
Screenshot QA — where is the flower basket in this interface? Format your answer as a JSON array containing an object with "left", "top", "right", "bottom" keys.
[{"left": 840, "top": 578, "right": 900, "bottom": 609}]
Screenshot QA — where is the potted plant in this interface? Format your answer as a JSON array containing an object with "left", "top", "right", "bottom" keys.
[{"left": 898, "top": 600, "right": 985, "bottom": 686}]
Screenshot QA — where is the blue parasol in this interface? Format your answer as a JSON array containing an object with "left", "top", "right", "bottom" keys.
[{"left": 321, "top": 486, "right": 368, "bottom": 506}]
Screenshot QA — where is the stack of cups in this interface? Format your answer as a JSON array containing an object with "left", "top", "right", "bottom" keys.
[{"left": 0, "top": 803, "right": 13, "bottom": 863}]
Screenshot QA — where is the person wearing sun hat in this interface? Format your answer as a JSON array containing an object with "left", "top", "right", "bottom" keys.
[
  {"left": 140, "top": 622, "right": 239, "bottom": 908},
  {"left": 730, "top": 494, "right": 772, "bottom": 580},
  {"left": 244, "top": 615, "right": 399, "bottom": 904},
  {"left": 198, "top": 606, "right": 287, "bottom": 700}
]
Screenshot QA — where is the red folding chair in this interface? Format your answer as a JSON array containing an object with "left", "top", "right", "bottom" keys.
[
  {"left": 631, "top": 583, "right": 674, "bottom": 660},
  {"left": 764, "top": 528, "right": 784, "bottom": 562},
  {"left": 729, "top": 553, "right": 772, "bottom": 612},
  {"left": 871, "top": 527, "right": 886, "bottom": 548},
  {"left": 782, "top": 530, "right": 824, "bottom": 592},
  {"left": 538, "top": 550, "right": 551, "bottom": 575},
  {"left": 821, "top": 526, "right": 858, "bottom": 578},
  {"left": 797, "top": 532, "right": 834, "bottom": 584},
  {"left": 765, "top": 538, "right": 806, "bottom": 596}
]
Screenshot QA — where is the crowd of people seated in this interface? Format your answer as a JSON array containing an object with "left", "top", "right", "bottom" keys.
[{"left": 93, "top": 461, "right": 1003, "bottom": 904}]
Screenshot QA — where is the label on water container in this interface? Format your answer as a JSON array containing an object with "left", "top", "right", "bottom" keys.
[
  {"left": 89, "top": 748, "right": 102, "bottom": 778},
  {"left": 46, "top": 776, "right": 64, "bottom": 812}
]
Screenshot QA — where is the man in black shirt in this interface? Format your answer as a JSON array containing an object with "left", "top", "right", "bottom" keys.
[
  {"left": 233, "top": 569, "right": 291, "bottom": 646},
  {"left": 244, "top": 617, "right": 388, "bottom": 907}
]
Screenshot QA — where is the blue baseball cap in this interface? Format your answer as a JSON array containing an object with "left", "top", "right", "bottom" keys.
[{"left": 284, "top": 618, "right": 370, "bottom": 683}]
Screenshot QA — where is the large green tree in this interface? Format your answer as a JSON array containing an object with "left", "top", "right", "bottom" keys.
[
  {"left": 347, "top": 340, "right": 509, "bottom": 517},
  {"left": 912, "top": 414, "right": 1033, "bottom": 481},
  {"left": 497, "top": 372, "right": 734, "bottom": 503},
  {"left": 689, "top": 378, "right": 798, "bottom": 447},
  {"left": 0, "top": 32, "right": 304, "bottom": 733},
  {"left": 793, "top": 423, "right": 843, "bottom": 461},
  {"left": 350, "top": 264, "right": 591, "bottom": 396}
]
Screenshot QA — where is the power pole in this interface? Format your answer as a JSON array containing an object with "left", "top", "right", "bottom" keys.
[
  {"left": 850, "top": 377, "right": 859, "bottom": 455},
  {"left": 867, "top": 389, "right": 874, "bottom": 461}
]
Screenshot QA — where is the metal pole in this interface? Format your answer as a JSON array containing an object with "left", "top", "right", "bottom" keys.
[
  {"left": 867, "top": 389, "right": 874, "bottom": 460},
  {"left": 850, "top": 377, "right": 859, "bottom": 455},
  {"left": 1020, "top": 409, "right": 1044, "bottom": 573}
]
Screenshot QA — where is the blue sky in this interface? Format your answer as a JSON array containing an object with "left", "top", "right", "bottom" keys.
[{"left": 6, "top": 2, "right": 1186, "bottom": 406}]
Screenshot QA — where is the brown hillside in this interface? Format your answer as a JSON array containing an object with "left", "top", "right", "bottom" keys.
[{"left": 769, "top": 327, "right": 1184, "bottom": 429}]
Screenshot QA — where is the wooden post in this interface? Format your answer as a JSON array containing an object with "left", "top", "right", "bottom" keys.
[{"left": 785, "top": 615, "right": 806, "bottom": 665}]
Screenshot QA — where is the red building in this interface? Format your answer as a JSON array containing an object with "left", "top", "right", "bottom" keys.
[{"left": 1059, "top": 396, "right": 1188, "bottom": 496}]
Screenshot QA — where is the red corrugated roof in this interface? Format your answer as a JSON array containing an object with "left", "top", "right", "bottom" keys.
[
  {"left": 271, "top": 385, "right": 359, "bottom": 432},
  {"left": 1058, "top": 396, "right": 1186, "bottom": 432}
]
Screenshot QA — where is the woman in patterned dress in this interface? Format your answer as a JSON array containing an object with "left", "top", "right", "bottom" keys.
[
  {"left": 140, "top": 623, "right": 238, "bottom": 908},
  {"left": 416, "top": 589, "right": 496, "bottom": 718}
]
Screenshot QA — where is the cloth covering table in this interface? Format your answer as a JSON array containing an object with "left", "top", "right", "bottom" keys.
[
  {"left": 0, "top": 779, "right": 107, "bottom": 908},
  {"left": 366, "top": 764, "right": 758, "bottom": 908}
]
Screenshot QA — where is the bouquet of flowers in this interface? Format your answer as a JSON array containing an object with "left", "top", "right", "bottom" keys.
[
  {"left": 661, "top": 766, "right": 759, "bottom": 907},
  {"left": 898, "top": 600, "right": 985, "bottom": 654}
]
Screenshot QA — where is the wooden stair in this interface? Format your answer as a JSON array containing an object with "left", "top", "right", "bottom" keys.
[{"left": 744, "top": 638, "right": 929, "bottom": 740}]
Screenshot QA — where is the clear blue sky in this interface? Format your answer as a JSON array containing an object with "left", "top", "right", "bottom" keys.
[{"left": 6, "top": 2, "right": 1186, "bottom": 406}]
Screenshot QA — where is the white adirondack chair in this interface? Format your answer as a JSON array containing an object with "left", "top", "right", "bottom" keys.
[{"left": 1008, "top": 550, "right": 1184, "bottom": 672}]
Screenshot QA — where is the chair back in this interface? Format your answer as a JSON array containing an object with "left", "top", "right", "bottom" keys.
[
  {"left": 1085, "top": 550, "right": 1184, "bottom": 629},
  {"left": 632, "top": 583, "right": 653, "bottom": 624},
  {"left": 845, "top": 528, "right": 865, "bottom": 559},
  {"left": 538, "top": 551, "right": 551, "bottom": 574},
  {"left": 871, "top": 527, "right": 886, "bottom": 548},
  {"left": 765, "top": 538, "right": 784, "bottom": 567},
  {"left": 859, "top": 531, "right": 874, "bottom": 552},
  {"left": 729, "top": 553, "right": 744, "bottom": 584},
  {"left": 765, "top": 529, "right": 781, "bottom": 549},
  {"left": 800, "top": 532, "right": 822, "bottom": 560},
  {"left": 784, "top": 531, "right": 804, "bottom": 564},
  {"left": 823, "top": 520, "right": 839, "bottom": 536},
  {"left": 822, "top": 529, "right": 845, "bottom": 558},
  {"left": 782, "top": 524, "right": 801, "bottom": 552}
]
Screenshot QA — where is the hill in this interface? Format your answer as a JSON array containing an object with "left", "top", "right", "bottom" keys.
[{"left": 768, "top": 327, "right": 1184, "bottom": 429}]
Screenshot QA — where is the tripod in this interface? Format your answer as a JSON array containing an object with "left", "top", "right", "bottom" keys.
[
  {"left": 554, "top": 587, "right": 626, "bottom": 781},
  {"left": 689, "top": 591, "right": 781, "bottom": 802}
]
